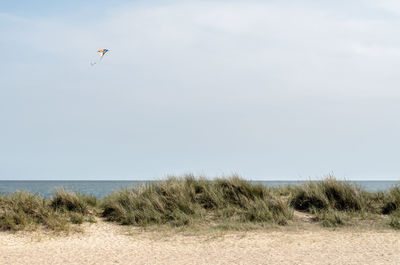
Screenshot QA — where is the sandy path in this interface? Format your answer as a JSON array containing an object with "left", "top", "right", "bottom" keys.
[{"left": 0, "top": 222, "right": 399, "bottom": 265}]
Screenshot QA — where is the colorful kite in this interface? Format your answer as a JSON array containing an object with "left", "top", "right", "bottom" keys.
[
  {"left": 98, "top": 49, "right": 109, "bottom": 60},
  {"left": 91, "top": 48, "right": 110, "bottom": 66}
]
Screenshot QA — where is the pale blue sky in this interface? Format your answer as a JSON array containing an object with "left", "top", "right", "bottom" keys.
[{"left": 1, "top": 0, "right": 400, "bottom": 180}]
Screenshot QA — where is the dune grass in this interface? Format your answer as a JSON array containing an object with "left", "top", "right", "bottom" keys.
[
  {"left": 101, "top": 176, "right": 293, "bottom": 227},
  {"left": 288, "top": 177, "right": 371, "bottom": 227},
  {"left": 289, "top": 177, "right": 367, "bottom": 212},
  {"left": 0, "top": 190, "right": 98, "bottom": 232},
  {"left": 0, "top": 191, "right": 67, "bottom": 231},
  {"left": 382, "top": 186, "right": 400, "bottom": 214},
  {"left": 288, "top": 177, "right": 400, "bottom": 228},
  {"left": 380, "top": 186, "right": 400, "bottom": 229},
  {"left": 0, "top": 176, "right": 399, "bottom": 232}
]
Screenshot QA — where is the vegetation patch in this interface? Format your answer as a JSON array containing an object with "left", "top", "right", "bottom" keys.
[
  {"left": 389, "top": 213, "right": 400, "bottom": 230},
  {"left": 313, "top": 209, "right": 347, "bottom": 227},
  {"left": 0, "top": 190, "right": 97, "bottom": 232},
  {"left": 101, "top": 176, "right": 293, "bottom": 227},
  {"left": 382, "top": 186, "right": 400, "bottom": 214},
  {"left": 0, "top": 176, "right": 399, "bottom": 232},
  {"left": 289, "top": 177, "right": 366, "bottom": 212}
]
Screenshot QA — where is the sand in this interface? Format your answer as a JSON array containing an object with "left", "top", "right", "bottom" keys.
[{"left": 0, "top": 221, "right": 399, "bottom": 265}]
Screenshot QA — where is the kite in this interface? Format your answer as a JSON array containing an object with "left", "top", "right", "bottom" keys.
[
  {"left": 98, "top": 49, "right": 109, "bottom": 60},
  {"left": 90, "top": 48, "right": 110, "bottom": 66}
]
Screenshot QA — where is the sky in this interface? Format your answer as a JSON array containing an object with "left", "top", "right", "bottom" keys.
[{"left": 1, "top": 0, "right": 400, "bottom": 180}]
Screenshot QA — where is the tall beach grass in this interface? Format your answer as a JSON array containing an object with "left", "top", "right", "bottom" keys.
[
  {"left": 0, "top": 175, "right": 399, "bottom": 231},
  {"left": 101, "top": 176, "right": 293, "bottom": 227},
  {"left": 0, "top": 189, "right": 97, "bottom": 231}
]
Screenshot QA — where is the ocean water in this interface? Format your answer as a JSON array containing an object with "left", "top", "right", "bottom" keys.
[{"left": 0, "top": 180, "right": 398, "bottom": 198}]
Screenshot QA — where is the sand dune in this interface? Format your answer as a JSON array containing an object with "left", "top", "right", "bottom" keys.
[{"left": 0, "top": 221, "right": 399, "bottom": 265}]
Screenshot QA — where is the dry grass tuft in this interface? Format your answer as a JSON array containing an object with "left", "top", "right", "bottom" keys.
[
  {"left": 0, "top": 190, "right": 98, "bottom": 232},
  {"left": 101, "top": 175, "right": 293, "bottom": 227},
  {"left": 0, "top": 176, "right": 399, "bottom": 232}
]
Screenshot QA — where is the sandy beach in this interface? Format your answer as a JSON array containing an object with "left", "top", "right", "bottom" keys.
[{"left": 0, "top": 221, "right": 399, "bottom": 265}]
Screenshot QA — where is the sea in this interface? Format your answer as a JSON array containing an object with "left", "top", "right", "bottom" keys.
[{"left": 0, "top": 180, "right": 398, "bottom": 198}]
